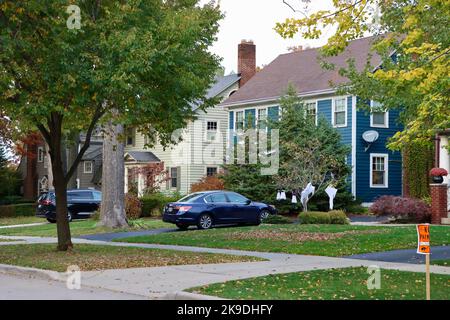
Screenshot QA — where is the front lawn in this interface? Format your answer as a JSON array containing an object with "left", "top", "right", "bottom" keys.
[
  {"left": 432, "top": 259, "right": 450, "bottom": 267},
  {"left": 0, "top": 216, "right": 43, "bottom": 226},
  {"left": 0, "top": 218, "right": 172, "bottom": 237},
  {"left": 119, "top": 224, "right": 450, "bottom": 257},
  {"left": 189, "top": 267, "right": 450, "bottom": 300},
  {"left": 0, "top": 244, "right": 263, "bottom": 272}
]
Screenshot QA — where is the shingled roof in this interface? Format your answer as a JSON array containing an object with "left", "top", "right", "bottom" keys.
[{"left": 222, "top": 36, "right": 382, "bottom": 106}]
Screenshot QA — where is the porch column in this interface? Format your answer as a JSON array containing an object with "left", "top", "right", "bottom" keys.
[
  {"left": 439, "top": 136, "right": 449, "bottom": 184},
  {"left": 430, "top": 183, "right": 448, "bottom": 225}
]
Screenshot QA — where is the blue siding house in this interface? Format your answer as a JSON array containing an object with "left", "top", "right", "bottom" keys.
[{"left": 222, "top": 36, "right": 403, "bottom": 204}]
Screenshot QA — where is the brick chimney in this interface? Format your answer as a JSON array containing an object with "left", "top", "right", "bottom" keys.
[{"left": 238, "top": 40, "right": 256, "bottom": 88}]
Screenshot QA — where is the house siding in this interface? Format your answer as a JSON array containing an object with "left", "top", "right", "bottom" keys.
[
  {"left": 227, "top": 94, "right": 403, "bottom": 203},
  {"left": 355, "top": 104, "right": 403, "bottom": 203},
  {"left": 124, "top": 81, "right": 239, "bottom": 195}
]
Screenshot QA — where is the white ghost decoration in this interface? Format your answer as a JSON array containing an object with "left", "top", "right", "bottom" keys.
[
  {"left": 300, "top": 183, "right": 315, "bottom": 209},
  {"left": 325, "top": 185, "right": 338, "bottom": 210},
  {"left": 280, "top": 191, "right": 287, "bottom": 200},
  {"left": 292, "top": 194, "right": 298, "bottom": 204}
]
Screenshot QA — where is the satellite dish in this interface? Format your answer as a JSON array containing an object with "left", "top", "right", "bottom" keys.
[
  {"left": 363, "top": 130, "right": 379, "bottom": 143},
  {"left": 362, "top": 130, "right": 379, "bottom": 152}
]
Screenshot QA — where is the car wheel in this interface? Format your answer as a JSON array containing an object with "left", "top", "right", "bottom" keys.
[
  {"left": 67, "top": 212, "right": 73, "bottom": 222},
  {"left": 197, "top": 214, "right": 213, "bottom": 230},
  {"left": 176, "top": 223, "right": 189, "bottom": 231},
  {"left": 47, "top": 218, "right": 56, "bottom": 223},
  {"left": 260, "top": 209, "right": 270, "bottom": 221}
]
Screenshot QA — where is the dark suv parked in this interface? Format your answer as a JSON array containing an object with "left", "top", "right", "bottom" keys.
[{"left": 36, "top": 189, "right": 102, "bottom": 223}]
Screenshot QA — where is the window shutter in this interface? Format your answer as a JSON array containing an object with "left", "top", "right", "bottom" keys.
[
  {"left": 176, "top": 167, "right": 181, "bottom": 191},
  {"left": 166, "top": 167, "right": 170, "bottom": 190},
  {"left": 229, "top": 112, "right": 234, "bottom": 130}
]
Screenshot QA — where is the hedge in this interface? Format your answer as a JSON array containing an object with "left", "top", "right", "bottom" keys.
[
  {"left": 298, "top": 210, "right": 349, "bottom": 225},
  {"left": 0, "top": 203, "right": 36, "bottom": 218},
  {"left": 140, "top": 193, "right": 182, "bottom": 217},
  {"left": 262, "top": 215, "right": 293, "bottom": 225}
]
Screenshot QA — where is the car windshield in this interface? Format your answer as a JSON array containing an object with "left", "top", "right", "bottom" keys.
[{"left": 177, "top": 193, "right": 204, "bottom": 203}]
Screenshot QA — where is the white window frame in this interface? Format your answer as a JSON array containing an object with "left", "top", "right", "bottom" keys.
[
  {"left": 206, "top": 120, "right": 218, "bottom": 142},
  {"left": 235, "top": 111, "right": 244, "bottom": 130},
  {"left": 370, "top": 153, "right": 389, "bottom": 188},
  {"left": 37, "top": 147, "right": 44, "bottom": 163},
  {"left": 205, "top": 166, "right": 218, "bottom": 177},
  {"left": 84, "top": 161, "right": 93, "bottom": 174},
  {"left": 370, "top": 100, "right": 389, "bottom": 128},
  {"left": 332, "top": 97, "right": 348, "bottom": 128},
  {"left": 170, "top": 167, "right": 178, "bottom": 189},
  {"left": 305, "top": 100, "right": 318, "bottom": 125},
  {"left": 257, "top": 108, "right": 268, "bottom": 130}
]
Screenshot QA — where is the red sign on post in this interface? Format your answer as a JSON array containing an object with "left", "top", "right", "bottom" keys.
[{"left": 416, "top": 224, "right": 430, "bottom": 255}]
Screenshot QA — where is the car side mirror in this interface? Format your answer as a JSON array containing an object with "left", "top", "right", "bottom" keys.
[{"left": 245, "top": 199, "right": 252, "bottom": 205}]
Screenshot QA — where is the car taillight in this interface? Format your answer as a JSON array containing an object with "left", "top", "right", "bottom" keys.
[
  {"left": 39, "top": 200, "right": 52, "bottom": 206},
  {"left": 176, "top": 206, "right": 192, "bottom": 213}
]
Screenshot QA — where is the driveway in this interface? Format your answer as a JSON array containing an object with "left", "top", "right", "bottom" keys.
[{"left": 344, "top": 246, "right": 450, "bottom": 264}]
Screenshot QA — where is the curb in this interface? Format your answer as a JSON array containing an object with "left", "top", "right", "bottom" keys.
[
  {"left": 162, "top": 291, "right": 227, "bottom": 300},
  {"left": 0, "top": 264, "right": 63, "bottom": 282}
]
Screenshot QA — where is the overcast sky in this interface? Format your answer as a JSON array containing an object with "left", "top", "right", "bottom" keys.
[{"left": 200, "top": 0, "right": 336, "bottom": 74}]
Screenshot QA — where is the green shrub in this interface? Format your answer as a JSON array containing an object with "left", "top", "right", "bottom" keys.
[
  {"left": 140, "top": 192, "right": 182, "bottom": 217},
  {"left": 262, "top": 215, "right": 293, "bottom": 225},
  {"left": 0, "top": 195, "right": 33, "bottom": 205},
  {"left": 329, "top": 210, "right": 350, "bottom": 224},
  {"left": 0, "top": 203, "right": 36, "bottom": 218},
  {"left": 298, "top": 211, "right": 349, "bottom": 225},
  {"left": 299, "top": 211, "right": 331, "bottom": 224}
]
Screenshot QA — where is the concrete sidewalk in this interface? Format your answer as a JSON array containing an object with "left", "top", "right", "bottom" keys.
[
  {"left": 0, "top": 235, "right": 449, "bottom": 299},
  {"left": 0, "top": 222, "right": 47, "bottom": 229}
]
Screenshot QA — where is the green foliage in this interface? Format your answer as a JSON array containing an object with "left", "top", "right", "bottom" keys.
[
  {"left": 262, "top": 215, "right": 293, "bottom": 225},
  {"left": 0, "top": 145, "right": 21, "bottom": 200},
  {"left": 273, "top": 85, "right": 351, "bottom": 192},
  {"left": 222, "top": 85, "right": 351, "bottom": 213},
  {"left": 404, "top": 142, "right": 433, "bottom": 198},
  {"left": 0, "top": 204, "right": 36, "bottom": 218},
  {"left": 140, "top": 192, "right": 182, "bottom": 217},
  {"left": 0, "top": 196, "right": 34, "bottom": 205},
  {"left": 276, "top": 0, "right": 450, "bottom": 149},
  {"left": 221, "top": 163, "right": 277, "bottom": 205},
  {"left": 298, "top": 210, "right": 349, "bottom": 225}
]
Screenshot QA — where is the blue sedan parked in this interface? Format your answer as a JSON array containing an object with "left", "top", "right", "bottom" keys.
[{"left": 163, "top": 191, "right": 277, "bottom": 230}]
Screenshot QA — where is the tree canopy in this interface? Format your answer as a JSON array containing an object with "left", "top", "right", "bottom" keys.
[
  {"left": 276, "top": 0, "right": 450, "bottom": 149},
  {"left": 0, "top": 0, "right": 223, "bottom": 250}
]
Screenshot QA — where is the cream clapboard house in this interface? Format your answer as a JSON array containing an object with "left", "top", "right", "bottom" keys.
[{"left": 124, "top": 73, "right": 240, "bottom": 195}]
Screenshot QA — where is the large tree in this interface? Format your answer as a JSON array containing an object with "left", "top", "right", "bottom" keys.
[
  {"left": 276, "top": 0, "right": 450, "bottom": 150},
  {"left": 0, "top": 0, "right": 222, "bottom": 250},
  {"left": 273, "top": 85, "right": 351, "bottom": 211}
]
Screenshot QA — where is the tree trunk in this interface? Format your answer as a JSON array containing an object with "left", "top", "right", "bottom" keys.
[
  {"left": 48, "top": 121, "right": 73, "bottom": 251},
  {"left": 99, "top": 119, "right": 128, "bottom": 228}
]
